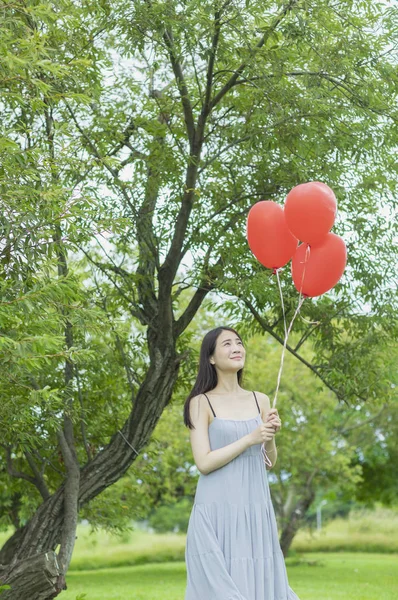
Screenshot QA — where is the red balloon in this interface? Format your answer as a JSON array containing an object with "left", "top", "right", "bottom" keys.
[
  {"left": 284, "top": 182, "right": 337, "bottom": 245},
  {"left": 291, "top": 233, "right": 347, "bottom": 297},
  {"left": 247, "top": 201, "right": 298, "bottom": 269}
]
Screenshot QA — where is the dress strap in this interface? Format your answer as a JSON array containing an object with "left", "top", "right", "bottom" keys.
[
  {"left": 203, "top": 392, "right": 216, "bottom": 417},
  {"left": 253, "top": 391, "right": 261, "bottom": 414}
]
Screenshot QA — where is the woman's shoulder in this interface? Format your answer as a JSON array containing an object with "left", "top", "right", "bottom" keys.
[
  {"left": 189, "top": 392, "right": 210, "bottom": 411},
  {"left": 253, "top": 391, "right": 271, "bottom": 413},
  {"left": 190, "top": 392, "right": 209, "bottom": 402}
]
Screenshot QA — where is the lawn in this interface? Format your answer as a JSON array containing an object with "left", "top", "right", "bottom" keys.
[
  {"left": 1, "top": 507, "right": 398, "bottom": 598},
  {"left": 59, "top": 553, "right": 398, "bottom": 600}
]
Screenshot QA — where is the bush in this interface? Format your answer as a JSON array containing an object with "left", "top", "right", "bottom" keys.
[{"left": 148, "top": 498, "right": 192, "bottom": 533}]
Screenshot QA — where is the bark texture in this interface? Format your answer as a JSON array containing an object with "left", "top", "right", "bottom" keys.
[
  {"left": 279, "top": 488, "right": 316, "bottom": 557},
  {"left": 0, "top": 551, "right": 61, "bottom": 600}
]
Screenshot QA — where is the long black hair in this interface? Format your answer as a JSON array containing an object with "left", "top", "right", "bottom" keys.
[{"left": 183, "top": 326, "right": 244, "bottom": 430}]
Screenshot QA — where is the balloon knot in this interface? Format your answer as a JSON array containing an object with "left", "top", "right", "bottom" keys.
[{"left": 271, "top": 268, "right": 278, "bottom": 275}]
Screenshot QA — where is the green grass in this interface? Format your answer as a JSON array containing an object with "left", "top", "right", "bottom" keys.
[
  {"left": 64, "top": 506, "right": 398, "bottom": 572},
  {"left": 68, "top": 505, "right": 398, "bottom": 572},
  {"left": 68, "top": 529, "right": 184, "bottom": 571},
  {"left": 58, "top": 553, "right": 398, "bottom": 600},
  {"left": 2, "top": 506, "right": 392, "bottom": 573},
  {"left": 2, "top": 506, "right": 398, "bottom": 599},
  {"left": 292, "top": 506, "right": 398, "bottom": 554}
]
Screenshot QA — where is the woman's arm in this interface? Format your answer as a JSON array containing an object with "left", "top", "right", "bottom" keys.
[
  {"left": 202, "top": 434, "right": 254, "bottom": 475},
  {"left": 189, "top": 394, "right": 255, "bottom": 475}
]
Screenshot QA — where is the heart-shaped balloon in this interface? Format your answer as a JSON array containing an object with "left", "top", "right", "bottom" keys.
[
  {"left": 291, "top": 233, "right": 347, "bottom": 297},
  {"left": 284, "top": 182, "right": 337, "bottom": 245},
  {"left": 246, "top": 201, "right": 298, "bottom": 270}
]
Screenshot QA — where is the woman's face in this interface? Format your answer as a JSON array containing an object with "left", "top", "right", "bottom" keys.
[{"left": 209, "top": 329, "right": 246, "bottom": 372}]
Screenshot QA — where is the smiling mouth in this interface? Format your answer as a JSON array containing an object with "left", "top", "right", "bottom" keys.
[{"left": 231, "top": 357, "right": 242, "bottom": 360}]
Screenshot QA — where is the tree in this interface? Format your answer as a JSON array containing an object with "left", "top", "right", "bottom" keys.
[{"left": 0, "top": 1, "right": 397, "bottom": 597}]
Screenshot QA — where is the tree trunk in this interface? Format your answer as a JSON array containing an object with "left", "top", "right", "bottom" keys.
[
  {"left": 279, "top": 488, "right": 316, "bottom": 557},
  {"left": 0, "top": 551, "right": 61, "bottom": 600},
  {"left": 0, "top": 347, "right": 181, "bottom": 598}
]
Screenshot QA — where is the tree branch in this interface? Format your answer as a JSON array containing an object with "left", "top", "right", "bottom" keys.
[
  {"left": 80, "top": 246, "right": 149, "bottom": 326},
  {"left": 163, "top": 7, "right": 311, "bottom": 281},
  {"left": 75, "top": 368, "right": 92, "bottom": 462},
  {"left": 208, "top": 0, "right": 300, "bottom": 111},
  {"left": 156, "top": 3, "right": 235, "bottom": 307},
  {"left": 107, "top": 116, "right": 147, "bottom": 163},
  {"left": 294, "top": 302, "right": 350, "bottom": 352},
  {"left": 180, "top": 188, "right": 274, "bottom": 258},
  {"left": 1, "top": 443, "right": 49, "bottom": 501},
  {"left": 198, "top": 134, "right": 252, "bottom": 174},
  {"left": 136, "top": 158, "right": 162, "bottom": 319},
  {"left": 174, "top": 255, "right": 224, "bottom": 337},
  {"left": 31, "top": 448, "right": 65, "bottom": 477},
  {"left": 162, "top": 26, "right": 195, "bottom": 146},
  {"left": 98, "top": 290, "right": 141, "bottom": 395},
  {"left": 23, "top": 449, "right": 50, "bottom": 500},
  {"left": 199, "top": 112, "right": 328, "bottom": 175},
  {"left": 237, "top": 70, "right": 396, "bottom": 120},
  {"left": 56, "top": 429, "right": 80, "bottom": 579},
  {"left": 64, "top": 100, "right": 141, "bottom": 220},
  {"left": 243, "top": 297, "right": 358, "bottom": 402},
  {"left": 338, "top": 403, "right": 389, "bottom": 435},
  {"left": 4, "top": 446, "right": 36, "bottom": 485},
  {"left": 202, "top": 2, "right": 226, "bottom": 116}
]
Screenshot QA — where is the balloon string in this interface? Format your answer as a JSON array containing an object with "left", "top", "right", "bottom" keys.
[
  {"left": 261, "top": 245, "right": 311, "bottom": 467},
  {"left": 275, "top": 267, "right": 288, "bottom": 340},
  {"left": 271, "top": 293, "right": 306, "bottom": 409},
  {"left": 297, "top": 243, "right": 311, "bottom": 310},
  {"left": 272, "top": 244, "right": 310, "bottom": 408},
  {"left": 261, "top": 442, "right": 273, "bottom": 468}
]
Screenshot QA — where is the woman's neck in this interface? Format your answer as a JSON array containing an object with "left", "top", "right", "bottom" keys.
[{"left": 210, "top": 372, "right": 243, "bottom": 394}]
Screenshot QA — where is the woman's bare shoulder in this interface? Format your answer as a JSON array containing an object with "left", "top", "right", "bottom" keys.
[
  {"left": 188, "top": 393, "right": 211, "bottom": 420},
  {"left": 254, "top": 391, "right": 271, "bottom": 418}
]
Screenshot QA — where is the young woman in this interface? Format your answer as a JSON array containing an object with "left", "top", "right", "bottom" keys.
[{"left": 183, "top": 326, "right": 300, "bottom": 600}]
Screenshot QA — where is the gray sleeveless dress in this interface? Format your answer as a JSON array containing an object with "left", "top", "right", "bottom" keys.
[{"left": 184, "top": 391, "right": 301, "bottom": 600}]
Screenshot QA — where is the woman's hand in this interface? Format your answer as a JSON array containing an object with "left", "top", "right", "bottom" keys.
[
  {"left": 248, "top": 408, "right": 282, "bottom": 447},
  {"left": 266, "top": 408, "right": 282, "bottom": 433},
  {"left": 249, "top": 421, "right": 276, "bottom": 446}
]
